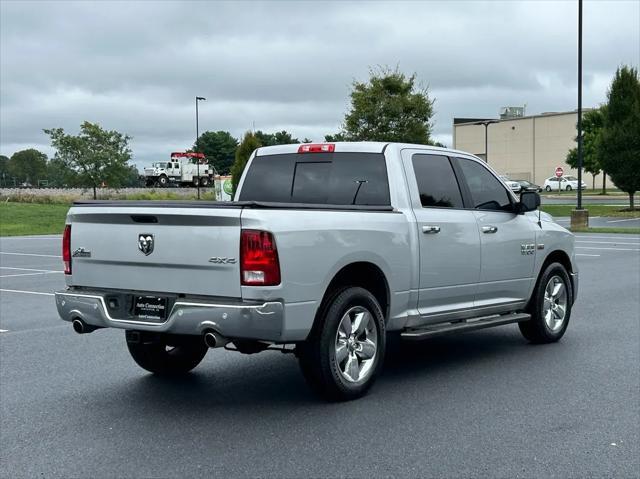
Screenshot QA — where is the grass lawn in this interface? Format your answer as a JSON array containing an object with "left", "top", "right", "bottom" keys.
[
  {"left": 0, "top": 202, "right": 70, "bottom": 236},
  {"left": 541, "top": 204, "right": 640, "bottom": 218}
]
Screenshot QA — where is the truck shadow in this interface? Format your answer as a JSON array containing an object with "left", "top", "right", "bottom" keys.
[{"left": 95, "top": 327, "right": 549, "bottom": 412}]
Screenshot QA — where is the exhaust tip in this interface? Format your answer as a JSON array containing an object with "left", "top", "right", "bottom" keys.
[
  {"left": 203, "top": 331, "right": 218, "bottom": 349},
  {"left": 72, "top": 319, "right": 85, "bottom": 334}
]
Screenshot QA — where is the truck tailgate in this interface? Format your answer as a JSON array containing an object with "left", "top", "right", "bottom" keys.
[{"left": 67, "top": 205, "right": 242, "bottom": 298}]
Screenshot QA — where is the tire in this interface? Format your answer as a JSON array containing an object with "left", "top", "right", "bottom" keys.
[
  {"left": 545, "top": 185, "right": 551, "bottom": 192},
  {"left": 519, "top": 262, "right": 572, "bottom": 344},
  {"left": 297, "top": 287, "right": 386, "bottom": 401},
  {"left": 158, "top": 175, "right": 169, "bottom": 187},
  {"left": 199, "top": 177, "right": 209, "bottom": 187},
  {"left": 126, "top": 331, "right": 208, "bottom": 375},
  {"left": 566, "top": 185, "right": 572, "bottom": 191}
]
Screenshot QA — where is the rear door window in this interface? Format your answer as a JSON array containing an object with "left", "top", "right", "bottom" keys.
[
  {"left": 411, "top": 154, "right": 464, "bottom": 208},
  {"left": 239, "top": 152, "right": 390, "bottom": 205}
]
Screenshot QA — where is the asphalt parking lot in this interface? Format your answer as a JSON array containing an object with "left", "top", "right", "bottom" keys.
[{"left": 1, "top": 233, "right": 639, "bottom": 478}]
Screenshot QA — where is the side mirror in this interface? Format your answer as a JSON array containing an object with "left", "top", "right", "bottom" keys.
[{"left": 518, "top": 191, "right": 541, "bottom": 213}]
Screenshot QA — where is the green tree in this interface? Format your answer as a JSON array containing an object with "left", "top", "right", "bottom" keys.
[
  {"left": 194, "top": 130, "right": 238, "bottom": 175},
  {"left": 8, "top": 149, "right": 48, "bottom": 186},
  {"left": 44, "top": 121, "right": 133, "bottom": 199},
  {"left": 0, "top": 155, "right": 9, "bottom": 186},
  {"left": 255, "top": 130, "right": 299, "bottom": 146},
  {"left": 324, "top": 132, "right": 347, "bottom": 142},
  {"left": 566, "top": 107, "right": 606, "bottom": 192},
  {"left": 46, "top": 157, "right": 78, "bottom": 187},
  {"left": 230, "top": 131, "right": 261, "bottom": 195},
  {"left": 329, "top": 66, "right": 435, "bottom": 144},
  {"left": 598, "top": 66, "right": 640, "bottom": 209}
]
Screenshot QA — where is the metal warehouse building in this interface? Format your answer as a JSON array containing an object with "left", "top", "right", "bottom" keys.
[{"left": 452, "top": 109, "right": 605, "bottom": 188}]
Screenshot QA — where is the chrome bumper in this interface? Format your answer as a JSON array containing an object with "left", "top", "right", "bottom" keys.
[{"left": 55, "top": 289, "right": 284, "bottom": 341}]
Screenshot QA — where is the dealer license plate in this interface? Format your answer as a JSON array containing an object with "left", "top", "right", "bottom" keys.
[{"left": 133, "top": 296, "right": 168, "bottom": 322}]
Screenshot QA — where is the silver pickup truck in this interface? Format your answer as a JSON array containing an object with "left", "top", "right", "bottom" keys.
[{"left": 55, "top": 142, "right": 578, "bottom": 401}]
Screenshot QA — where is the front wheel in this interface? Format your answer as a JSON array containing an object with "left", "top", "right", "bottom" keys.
[
  {"left": 519, "top": 262, "right": 572, "bottom": 343},
  {"left": 545, "top": 185, "right": 552, "bottom": 192},
  {"left": 297, "top": 287, "right": 385, "bottom": 401},
  {"left": 126, "top": 331, "right": 208, "bottom": 375},
  {"left": 158, "top": 175, "right": 169, "bottom": 187}
]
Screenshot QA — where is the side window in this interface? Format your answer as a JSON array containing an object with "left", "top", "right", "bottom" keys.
[
  {"left": 457, "top": 158, "right": 513, "bottom": 211},
  {"left": 411, "top": 154, "right": 464, "bottom": 208}
]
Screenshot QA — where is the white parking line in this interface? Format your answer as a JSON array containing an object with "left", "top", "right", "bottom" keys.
[
  {"left": 574, "top": 235, "right": 640, "bottom": 240},
  {"left": 606, "top": 218, "right": 640, "bottom": 223},
  {"left": 576, "top": 253, "right": 601, "bottom": 257},
  {"left": 0, "top": 329, "right": 8, "bottom": 333},
  {"left": 576, "top": 246, "right": 640, "bottom": 251},
  {"left": 0, "top": 289, "right": 55, "bottom": 296},
  {"left": 576, "top": 240, "right": 640, "bottom": 245},
  {"left": 0, "top": 267, "right": 62, "bottom": 273},
  {"left": 0, "top": 271, "right": 63, "bottom": 278},
  {"left": 0, "top": 252, "right": 61, "bottom": 258}
]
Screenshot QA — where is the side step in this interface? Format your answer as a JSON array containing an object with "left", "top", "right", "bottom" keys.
[{"left": 400, "top": 312, "right": 531, "bottom": 340}]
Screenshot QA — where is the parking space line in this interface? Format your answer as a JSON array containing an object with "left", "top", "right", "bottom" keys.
[
  {"left": 0, "top": 271, "right": 64, "bottom": 278},
  {"left": 576, "top": 246, "right": 640, "bottom": 251},
  {"left": 0, "top": 329, "right": 8, "bottom": 333},
  {"left": 0, "top": 252, "right": 61, "bottom": 258},
  {"left": 0, "top": 267, "right": 62, "bottom": 273},
  {"left": 574, "top": 235, "right": 640, "bottom": 240},
  {"left": 576, "top": 253, "right": 600, "bottom": 257},
  {"left": 576, "top": 240, "right": 640, "bottom": 245},
  {"left": 0, "top": 289, "right": 55, "bottom": 296}
]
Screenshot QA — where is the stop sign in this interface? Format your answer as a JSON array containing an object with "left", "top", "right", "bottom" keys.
[{"left": 555, "top": 166, "right": 564, "bottom": 178}]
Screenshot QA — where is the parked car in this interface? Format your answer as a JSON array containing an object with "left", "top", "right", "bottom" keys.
[
  {"left": 55, "top": 142, "right": 578, "bottom": 401},
  {"left": 499, "top": 175, "right": 522, "bottom": 193},
  {"left": 544, "top": 176, "right": 588, "bottom": 192},
  {"left": 515, "top": 180, "right": 542, "bottom": 192}
]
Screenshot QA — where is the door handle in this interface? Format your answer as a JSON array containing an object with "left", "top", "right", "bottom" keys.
[
  {"left": 422, "top": 225, "right": 441, "bottom": 234},
  {"left": 482, "top": 225, "right": 498, "bottom": 234}
]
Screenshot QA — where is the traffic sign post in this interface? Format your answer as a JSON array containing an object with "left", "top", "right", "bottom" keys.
[{"left": 555, "top": 167, "right": 563, "bottom": 192}]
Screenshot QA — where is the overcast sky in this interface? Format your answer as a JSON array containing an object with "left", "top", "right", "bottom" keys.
[{"left": 1, "top": 0, "right": 638, "bottom": 168}]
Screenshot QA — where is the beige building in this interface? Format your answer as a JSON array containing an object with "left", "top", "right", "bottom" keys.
[{"left": 453, "top": 110, "right": 606, "bottom": 188}]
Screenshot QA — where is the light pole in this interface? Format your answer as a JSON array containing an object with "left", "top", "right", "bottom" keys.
[
  {"left": 195, "top": 96, "right": 206, "bottom": 199},
  {"left": 577, "top": 0, "right": 583, "bottom": 210},
  {"left": 473, "top": 120, "right": 499, "bottom": 163}
]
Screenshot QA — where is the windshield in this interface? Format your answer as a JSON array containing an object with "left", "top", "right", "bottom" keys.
[{"left": 152, "top": 162, "right": 167, "bottom": 168}]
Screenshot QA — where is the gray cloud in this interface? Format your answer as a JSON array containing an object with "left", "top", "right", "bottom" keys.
[{"left": 1, "top": 0, "right": 638, "bottom": 167}]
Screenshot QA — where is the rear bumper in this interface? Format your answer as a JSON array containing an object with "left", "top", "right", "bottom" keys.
[{"left": 55, "top": 289, "right": 284, "bottom": 341}]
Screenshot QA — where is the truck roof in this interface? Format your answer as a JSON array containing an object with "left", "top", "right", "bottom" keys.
[{"left": 255, "top": 141, "right": 474, "bottom": 157}]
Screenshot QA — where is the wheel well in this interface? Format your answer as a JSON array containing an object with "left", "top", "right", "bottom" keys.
[
  {"left": 538, "top": 250, "right": 575, "bottom": 302},
  {"left": 319, "top": 262, "right": 390, "bottom": 321}
]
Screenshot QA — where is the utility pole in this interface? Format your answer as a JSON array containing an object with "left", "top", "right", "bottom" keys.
[
  {"left": 195, "top": 96, "right": 206, "bottom": 199},
  {"left": 473, "top": 120, "right": 499, "bottom": 163}
]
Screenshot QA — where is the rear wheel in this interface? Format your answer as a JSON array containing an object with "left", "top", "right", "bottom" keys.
[
  {"left": 519, "top": 262, "right": 572, "bottom": 343},
  {"left": 297, "top": 287, "right": 385, "bottom": 401},
  {"left": 199, "top": 177, "right": 209, "bottom": 187},
  {"left": 126, "top": 331, "right": 208, "bottom": 375},
  {"left": 545, "top": 185, "right": 552, "bottom": 192},
  {"left": 566, "top": 185, "right": 572, "bottom": 191}
]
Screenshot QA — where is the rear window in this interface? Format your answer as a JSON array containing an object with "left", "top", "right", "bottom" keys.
[{"left": 238, "top": 153, "right": 390, "bottom": 205}]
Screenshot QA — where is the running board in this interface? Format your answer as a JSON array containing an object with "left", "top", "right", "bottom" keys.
[{"left": 400, "top": 313, "right": 531, "bottom": 340}]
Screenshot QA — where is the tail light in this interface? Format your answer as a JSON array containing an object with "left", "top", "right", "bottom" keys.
[
  {"left": 62, "top": 224, "right": 71, "bottom": 275},
  {"left": 298, "top": 143, "right": 335, "bottom": 153},
  {"left": 240, "top": 229, "right": 280, "bottom": 286}
]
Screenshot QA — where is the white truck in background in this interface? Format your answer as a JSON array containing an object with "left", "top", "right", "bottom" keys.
[{"left": 143, "top": 152, "right": 214, "bottom": 188}]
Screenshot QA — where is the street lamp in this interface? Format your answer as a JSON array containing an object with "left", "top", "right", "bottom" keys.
[
  {"left": 472, "top": 120, "right": 500, "bottom": 163},
  {"left": 195, "top": 96, "right": 206, "bottom": 199}
]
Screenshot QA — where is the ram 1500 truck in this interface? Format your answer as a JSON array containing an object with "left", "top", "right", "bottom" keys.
[{"left": 55, "top": 142, "right": 578, "bottom": 401}]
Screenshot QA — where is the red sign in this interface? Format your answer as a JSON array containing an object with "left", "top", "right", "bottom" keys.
[{"left": 555, "top": 167, "right": 564, "bottom": 178}]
